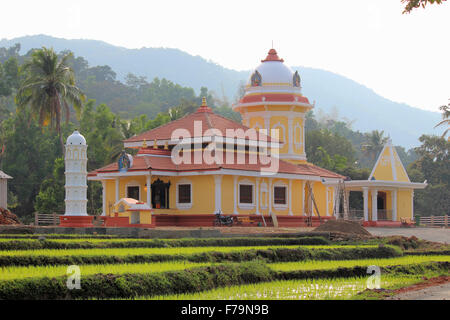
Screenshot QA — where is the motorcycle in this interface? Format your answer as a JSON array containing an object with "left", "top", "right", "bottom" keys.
[{"left": 213, "top": 210, "right": 234, "bottom": 226}]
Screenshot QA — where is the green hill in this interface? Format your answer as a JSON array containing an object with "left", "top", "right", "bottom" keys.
[{"left": 0, "top": 34, "right": 443, "bottom": 148}]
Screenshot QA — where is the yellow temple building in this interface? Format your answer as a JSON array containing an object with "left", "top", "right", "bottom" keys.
[
  {"left": 80, "top": 48, "right": 426, "bottom": 228},
  {"left": 327, "top": 140, "right": 427, "bottom": 227}
]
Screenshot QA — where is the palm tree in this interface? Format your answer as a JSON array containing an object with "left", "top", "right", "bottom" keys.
[
  {"left": 434, "top": 101, "right": 449, "bottom": 138},
  {"left": 362, "top": 130, "right": 388, "bottom": 164},
  {"left": 15, "top": 47, "right": 85, "bottom": 152}
]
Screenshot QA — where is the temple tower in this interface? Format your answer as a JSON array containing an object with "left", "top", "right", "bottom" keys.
[
  {"left": 64, "top": 130, "right": 88, "bottom": 216},
  {"left": 233, "top": 48, "right": 314, "bottom": 164}
]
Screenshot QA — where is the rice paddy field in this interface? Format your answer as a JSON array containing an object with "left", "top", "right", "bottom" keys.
[{"left": 0, "top": 234, "right": 448, "bottom": 300}]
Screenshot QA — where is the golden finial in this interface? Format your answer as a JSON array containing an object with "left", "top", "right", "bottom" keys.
[
  {"left": 153, "top": 139, "right": 158, "bottom": 149},
  {"left": 142, "top": 139, "right": 147, "bottom": 148},
  {"left": 164, "top": 141, "right": 169, "bottom": 150},
  {"left": 201, "top": 97, "right": 207, "bottom": 106}
]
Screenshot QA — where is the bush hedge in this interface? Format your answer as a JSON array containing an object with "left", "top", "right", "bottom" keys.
[
  {"left": 0, "top": 237, "right": 331, "bottom": 250},
  {"left": 0, "top": 245, "right": 402, "bottom": 267},
  {"left": 0, "top": 260, "right": 446, "bottom": 300}
]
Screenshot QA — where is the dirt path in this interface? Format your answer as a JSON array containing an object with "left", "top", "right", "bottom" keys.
[
  {"left": 366, "top": 227, "right": 450, "bottom": 244},
  {"left": 387, "top": 277, "right": 450, "bottom": 300}
]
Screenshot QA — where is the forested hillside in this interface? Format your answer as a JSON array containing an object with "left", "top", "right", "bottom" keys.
[{"left": 0, "top": 35, "right": 443, "bottom": 148}]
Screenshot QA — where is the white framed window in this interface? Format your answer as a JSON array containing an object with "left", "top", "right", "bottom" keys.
[
  {"left": 260, "top": 182, "right": 268, "bottom": 209},
  {"left": 176, "top": 179, "right": 192, "bottom": 209},
  {"left": 238, "top": 179, "right": 255, "bottom": 209},
  {"left": 125, "top": 180, "right": 141, "bottom": 201},
  {"left": 273, "top": 181, "right": 288, "bottom": 210},
  {"left": 293, "top": 122, "right": 303, "bottom": 150},
  {"left": 272, "top": 122, "right": 286, "bottom": 147}
]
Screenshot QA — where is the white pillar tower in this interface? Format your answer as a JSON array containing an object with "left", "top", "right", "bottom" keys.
[{"left": 64, "top": 130, "right": 88, "bottom": 216}]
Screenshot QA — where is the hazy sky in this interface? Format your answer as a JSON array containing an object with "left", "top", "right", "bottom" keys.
[{"left": 1, "top": 0, "right": 449, "bottom": 112}]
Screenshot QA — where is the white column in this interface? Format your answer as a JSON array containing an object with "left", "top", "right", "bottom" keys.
[
  {"left": 288, "top": 118, "right": 293, "bottom": 155},
  {"left": 411, "top": 190, "right": 414, "bottom": 220},
  {"left": 302, "top": 181, "right": 306, "bottom": 216},
  {"left": 255, "top": 178, "right": 260, "bottom": 215},
  {"left": 214, "top": 175, "right": 223, "bottom": 214},
  {"left": 101, "top": 181, "right": 106, "bottom": 216},
  {"left": 233, "top": 175, "right": 238, "bottom": 214},
  {"left": 391, "top": 189, "right": 397, "bottom": 221},
  {"left": 288, "top": 179, "right": 293, "bottom": 216},
  {"left": 146, "top": 175, "right": 152, "bottom": 209},
  {"left": 335, "top": 187, "right": 341, "bottom": 218},
  {"left": 115, "top": 178, "right": 119, "bottom": 203},
  {"left": 264, "top": 115, "right": 270, "bottom": 132},
  {"left": 362, "top": 187, "right": 369, "bottom": 222},
  {"left": 372, "top": 189, "right": 378, "bottom": 222},
  {"left": 332, "top": 186, "right": 337, "bottom": 216},
  {"left": 268, "top": 178, "right": 273, "bottom": 214}
]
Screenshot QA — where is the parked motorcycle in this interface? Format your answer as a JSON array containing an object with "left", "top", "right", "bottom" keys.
[{"left": 213, "top": 210, "right": 234, "bottom": 226}]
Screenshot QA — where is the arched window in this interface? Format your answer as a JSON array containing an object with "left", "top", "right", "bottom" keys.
[
  {"left": 260, "top": 182, "right": 268, "bottom": 209},
  {"left": 272, "top": 122, "right": 286, "bottom": 147},
  {"left": 293, "top": 123, "right": 303, "bottom": 150}
]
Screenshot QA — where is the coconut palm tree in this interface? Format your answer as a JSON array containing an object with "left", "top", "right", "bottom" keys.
[
  {"left": 434, "top": 101, "right": 449, "bottom": 138},
  {"left": 362, "top": 130, "right": 388, "bottom": 164},
  {"left": 15, "top": 47, "right": 85, "bottom": 152}
]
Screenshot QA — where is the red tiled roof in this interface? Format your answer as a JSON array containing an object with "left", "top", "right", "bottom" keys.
[
  {"left": 124, "top": 107, "right": 273, "bottom": 144},
  {"left": 89, "top": 150, "right": 343, "bottom": 179},
  {"left": 297, "top": 163, "right": 345, "bottom": 179}
]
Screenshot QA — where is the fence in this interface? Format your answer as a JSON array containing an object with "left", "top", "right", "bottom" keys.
[
  {"left": 419, "top": 215, "right": 449, "bottom": 227},
  {"left": 377, "top": 209, "right": 393, "bottom": 221},
  {"left": 34, "top": 212, "right": 61, "bottom": 226},
  {"left": 346, "top": 209, "right": 393, "bottom": 221}
]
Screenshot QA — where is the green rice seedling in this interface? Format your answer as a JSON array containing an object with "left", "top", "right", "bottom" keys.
[
  {"left": 146, "top": 275, "right": 421, "bottom": 300},
  {"left": 269, "top": 255, "right": 450, "bottom": 272},
  {"left": 0, "top": 245, "right": 374, "bottom": 257},
  {"left": 0, "top": 261, "right": 210, "bottom": 281}
]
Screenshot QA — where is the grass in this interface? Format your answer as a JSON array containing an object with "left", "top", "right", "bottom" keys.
[
  {"left": 144, "top": 275, "right": 423, "bottom": 300},
  {"left": 269, "top": 255, "right": 450, "bottom": 272},
  {"left": 0, "top": 245, "right": 375, "bottom": 257},
  {"left": 0, "top": 261, "right": 209, "bottom": 281}
]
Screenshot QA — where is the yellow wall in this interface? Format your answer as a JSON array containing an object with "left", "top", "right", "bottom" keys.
[
  {"left": 249, "top": 116, "right": 265, "bottom": 130},
  {"left": 397, "top": 189, "right": 412, "bottom": 220},
  {"left": 372, "top": 147, "right": 394, "bottom": 181},
  {"left": 101, "top": 174, "right": 314, "bottom": 218},
  {"left": 364, "top": 188, "right": 413, "bottom": 221},
  {"left": 270, "top": 116, "right": 289, "bottom": 154}
]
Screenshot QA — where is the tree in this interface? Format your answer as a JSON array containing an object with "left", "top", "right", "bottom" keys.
[
  {"left": 15, "top": 47, "right": 85, "bottom": 152},
  {"left": 361, "top": 130, "right": 388, "bottom": 165},
  {"left": 407, "top": 135, "right": 450, "bottom": 216},
  {"left": 35, "top": 157, "right": 65, "bottom": 214},
  {"left": 401, "top": 0, "right": 446, "bottom": 13},
  {"left": 0, "top": 111, "right": 64, "bottom": 220},
  {"left": 306, "top": 129, "right": 356, "bottom": 173},
  {"left": 434, "top": 101, "right": 449, "bottom": 138}
]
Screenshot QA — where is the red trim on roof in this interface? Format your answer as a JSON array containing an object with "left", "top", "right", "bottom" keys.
[
  {"left": 240, "top": 93, "right": 310, "bottom": 104},
  {"left": 89, "top": 152, "right": 343, "bottom": 180},
  {"left": 137, "top": 148, "right": 171, "bottom": 156}
]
